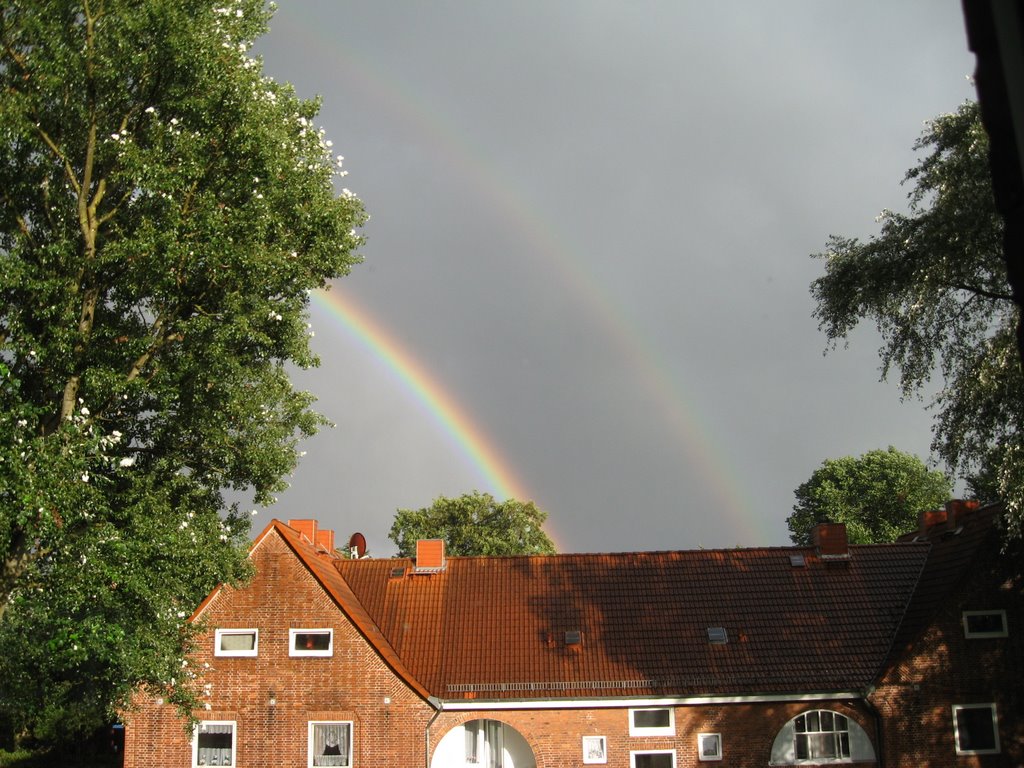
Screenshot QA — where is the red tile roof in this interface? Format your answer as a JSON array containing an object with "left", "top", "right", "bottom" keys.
[{"left": 335, "top": 543, "right": 930, "bottom": 701}]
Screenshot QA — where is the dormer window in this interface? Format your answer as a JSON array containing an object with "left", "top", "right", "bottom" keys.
[{"left": 962, "top": 610, "right": 1008, "bottom": 638}]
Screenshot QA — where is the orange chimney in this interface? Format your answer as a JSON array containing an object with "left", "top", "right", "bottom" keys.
[
  {"left": 919, "top": 508, "right": 948, "bottom": 532},
  {"left": 316, "top": 529, "right": 335, "bottom": 552},
  {"left": 289, "top": 519, "right": 318, "bottom": 545},
  {"left": 945, "top": 499, "right": 980, "bottom": 529},
  {"left": 812, "top": 522, "right": 849, "bottom": 558},
  {"left": 415, "top": 539, "right": 446, "bottom": 571}
]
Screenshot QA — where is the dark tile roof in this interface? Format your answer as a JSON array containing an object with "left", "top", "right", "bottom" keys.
[{"left": 335, "top": 543, "right": 930, "bottom": 701}]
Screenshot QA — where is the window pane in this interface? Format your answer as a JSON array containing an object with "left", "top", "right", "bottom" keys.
[
  {"left": 634, "top": 753, "right": 673, "bottom": 768},
  {"left": 808, "top": 733, "right": 836, "bottom": 759},
  {"left": 966, "top": 613, "right": 1005, "bottom": 634},
  {"left": 633, "top": 709, "right": 671, "bottom": 728},
  {"left": 806, "top": 711, "right": 820, "bottom": 732},
  {"left": 295, "top": 632, "right": 331, "bottom": 651},
  {"left": 794, "top": 715, "right": 807, "bottom": 734},
  {"left": 795, "top": 734, "right": 808, "bottom": 760},
  {"left": 956, "top": 707, "right": 997, "bottom": 751},
  {"left": 821, "top": 711, "right": 834, "bottom": 731},
  {"left": 219, "top": 633, "right": 255, "bottom": 652}
]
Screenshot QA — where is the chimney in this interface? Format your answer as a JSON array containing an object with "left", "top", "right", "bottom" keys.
[
  {"left": 945, "top": 499, "right": 980, "bottom": 529},
  {"left": 812, "top": 522, "right": 849, "bottom": 559},
  {"left": 316, "top": 529, "right": 335, "bottom": 552},
  {"left": 919, "top": 508, "right": 948, "bottom": 532},
  {"left": 414, "top": 539, "right": 446, "bottom": 572},
  {"left": 289, "top": 519, "right": 318, "bottom": 545}
]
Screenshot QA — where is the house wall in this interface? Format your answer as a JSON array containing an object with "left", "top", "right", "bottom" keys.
[
  {"left": 429, "top": 699, "right": 877, "bottom": 767},
  {"left": 122, "top": 530, "right": 436, "bottom": 768},
  {"left": 870, "top": 535, "right": 1024, "bottom": 768}
]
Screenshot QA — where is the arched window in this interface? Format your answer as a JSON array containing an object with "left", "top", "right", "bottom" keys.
[
  {"left": 794, "top": 710, "right": 849, "bottom": 761},
  {"left": 769, "top": 709, "right": 875, "bottom": 765}
]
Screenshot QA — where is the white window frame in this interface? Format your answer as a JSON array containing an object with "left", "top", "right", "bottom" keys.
[
  {"left": 583, "top": 735, "right": 607, "bottom": 764},
  {"left": 290, "top": 628, "right": 334, "bottom": 657},
  {"left": 629, "top": 707, "right": 675, "bottom": 737},
  {"left": 962, "top": 610, "right": 1008, "bottom": 638},
  {"left": 193, "top": 720, "right": 236, "bottom": 767},
  {"left": 308, "top": 720, "right": 353, "bottom": 767},
  {"left": 214, "top": 628, "right": 258, "bottom": 657},
  {"left": 630, "top": 749, "right": 676, "bottom": 768},
  {"left": 697, "top": 732, "right": 722, "bottom": 761},
  {"left": 952, "top": 703, "right": 1000, "bottom": 755}
]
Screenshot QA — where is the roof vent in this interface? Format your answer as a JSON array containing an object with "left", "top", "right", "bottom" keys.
[
  {"left": 414, "top": 539, "right": 446, "bottom": 572},
  {"left": 707, "top": 627, "right": 729, "bottom": 644},
  {"left": 789, "top": 554, "right": 806, "bottom": 567},
  {"left": 564, "top": 630, "right": 582, "bottom": 646},
  {"left": 389, "top": 567, "right": 406, "bottom": 579}
]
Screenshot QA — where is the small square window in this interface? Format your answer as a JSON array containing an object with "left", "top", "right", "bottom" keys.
[
  {"left": 698, "top": 733, "right": 722, "bottom": 761},
  {"left": 193, "top": 721, "right": 235, "bottom": 767},
  {"left": 290, "top": 628, "right": 333, "bottom": 657},
  {"left": 629, "top": 708, "right": 674, "bottom": 737},
  {"left": 953, "top": 704, "right": 1000, "bottom": 755},
  {"left": 630, "top": 749, "right": 675, "bottom": 768},
  {"left": 308, "top": 721, "right": 352, "bottom": 767},
  {"left": 962, "top": 610, "right": 1008, "bottom": 638},
  {"left": 583, "top": 735, "right": 607, "bottom": 764},
  {"left": 214, "top": 629, "right": 258, "bottom": 657}
]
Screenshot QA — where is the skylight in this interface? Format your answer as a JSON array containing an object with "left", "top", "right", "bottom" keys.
[{"left": 707, "top": 627, "right": 728, "bottom": 644}]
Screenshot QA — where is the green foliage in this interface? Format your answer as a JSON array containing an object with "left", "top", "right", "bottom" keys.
[
  {"left": 0, "top": 0, "right": 363, "bottom": 745},
  {"left": 788, "top": 448, "right": 952, "bottom": 545},
  {"left": 810, "top": 101, "right": 1022, "bottom": 535},
  {"left": 389, "top": 492, "right": 557, "bottom": 557}
]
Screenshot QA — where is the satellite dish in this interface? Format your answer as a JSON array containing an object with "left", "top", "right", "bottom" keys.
[{"left": 348, "top": 532, "right": 367, "bottom": 558}]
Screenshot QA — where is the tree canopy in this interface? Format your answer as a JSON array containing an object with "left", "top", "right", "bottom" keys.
[
  {"left": 389, "top": 492, "right": 557, "bottom": 558},
  {"left": 810, "top": 100, "right": 1022, "bottom": 536},
  {"left": 0, "top": 0, "right": 363, "bottom": 744},
  {"left": 787, "top": 448, "right": 952, "bottom": 545}
]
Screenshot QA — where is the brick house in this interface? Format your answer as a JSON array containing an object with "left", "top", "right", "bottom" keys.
[{"left": 123, "top": 502, "right": 1022, "bottom": 767}]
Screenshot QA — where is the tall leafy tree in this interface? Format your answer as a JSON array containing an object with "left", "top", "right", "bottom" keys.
[
  {"left": 0, "top": 0, "right": 364, "bottom": 743},
  {"left": 787, "top": 448, "right": 952, "bottom": 545},
  {"left": 389, "top": 492, "right": 557, "bottom": 557},
  {"left": 810, "top": 101, "right": 1023, "bottom": 535}
]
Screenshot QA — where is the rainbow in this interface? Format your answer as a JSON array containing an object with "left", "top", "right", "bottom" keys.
[
  {"left": 270, "top": 9, "right": 766, "bottom": 545},
  {"left": 309, "top": 288, "right": 532, "bottom": 506}
]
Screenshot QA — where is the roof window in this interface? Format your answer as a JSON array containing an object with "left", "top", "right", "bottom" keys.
[{"left": 707, "top": 627, "right": 728, "bottom": 644}]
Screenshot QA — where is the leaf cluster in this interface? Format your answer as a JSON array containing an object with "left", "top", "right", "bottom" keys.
[
  {"left": 389, "top": 492, "right": 557, "bottom": 558},
  {"left": 787, "top": 447, "right": 952, "bottom": 545},
  {"left": 0, "top": 0, "right": 363, "bottom": 744},
  {"left": 810, "top": 101, "right": 1023, "bottom": 535}
]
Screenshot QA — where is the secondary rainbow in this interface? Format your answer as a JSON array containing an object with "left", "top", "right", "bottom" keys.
[{"left": 269, "top": 8, "right": 766, "bottom": 544}]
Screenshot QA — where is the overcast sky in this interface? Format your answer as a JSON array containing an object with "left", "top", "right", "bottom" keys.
[{"left": 254, "top": 1, "right": 977, "bottom": 555}]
